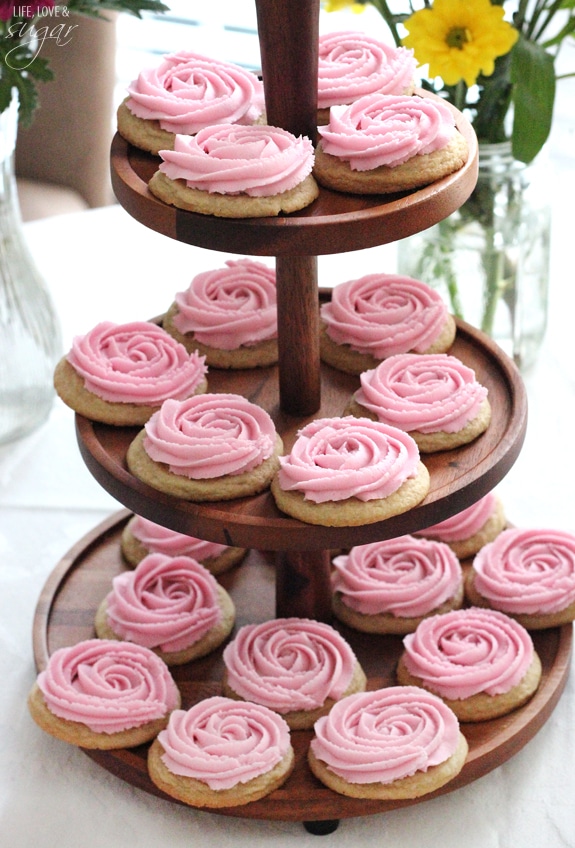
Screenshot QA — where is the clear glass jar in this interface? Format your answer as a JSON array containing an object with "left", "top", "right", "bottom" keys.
[
  {"left": 397, "top": 142, "right": 551, "bottom": 371},
  {"left": 0, "top": 91, "right": 62, "bottom": 445}
]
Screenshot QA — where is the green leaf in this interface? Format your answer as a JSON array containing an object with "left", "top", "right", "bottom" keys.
[
  {"left": 65, "top": 0, "right": 169, "bottom": 17},
  {"left": 510, "top": 35, "right": 556, "bottom": 163}
]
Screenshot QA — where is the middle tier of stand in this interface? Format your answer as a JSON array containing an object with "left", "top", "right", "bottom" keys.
[{"left": 76, "top": 306, "right": 527, "bottom": 553}]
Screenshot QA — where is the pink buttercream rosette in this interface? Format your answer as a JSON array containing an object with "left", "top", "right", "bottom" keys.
[
  {"left": 156, "top": 696, "right": 291, "bottom": 790},
  {"left": 416, "top": 492, "right": 498, "bottom": 543},
  {"left": 128, "top": 515, "right": 231, "bottom": 561},
  {"left": 103, "top": 553, "right": 224, "bottom": 654},
  {"left": 66, "top": 320, "right": 207, "bottom": 405},
  {"left": 142, "top": 392, "right": 277, "bottom": 479},
  {"left": 321, "top": 273, "right": 449, "bottom": 358},
  {"left": 276, "top": 415, "right": 421, "bottom": 503},
  {"left": 472, "top": 527, "right": 575, "bottom": 615},
  {"left": 222, "top": 617, "right": 358, "bottom": 713},
  {"left": 158, "top": 123, "right": 315, "bottom": 196},
  {"left": 36, "top": 639, "right": 180, "bottom": 733},
  {"left": 173, "top": 258, "right": 277, "bottom": 349},
  {"left": 318, "top": 30, "right": 416, "bottom": 109},
  {"left": 332, "top": 535, "right": 462, "bottom": 618},
  {"left": 354, "top": 352, "right": 488, "bottom": 434},
  {"left": 125, "top": 50, "right": 265, "bottom": 135},
  {"left": 310, "top": 685, "right": 461, "bottom": 785},
  {"left": 401, "top": 607, "right": 534, "bottom": 700},
  {"left": 317, "top": 92, "right": 456, "bottom": 170}
]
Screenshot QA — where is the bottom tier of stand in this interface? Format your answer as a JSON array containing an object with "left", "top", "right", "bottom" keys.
[{"left": 33, "top": 510, "right": 572, "bottom": 829}]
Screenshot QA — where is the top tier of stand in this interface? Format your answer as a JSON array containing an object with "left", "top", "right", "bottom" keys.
[
  {"left": 110, "top": 109, "right": 478, "bottom": 258},
  {"left": 111, "top": 0, "right": 478, "bottom": 258},
  {"left": 111, "top": 119, "right": 477, "bottom": 256}
]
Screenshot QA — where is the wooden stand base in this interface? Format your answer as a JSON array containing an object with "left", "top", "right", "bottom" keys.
[{"left": 32, "top": 510, "right": 572, "bottom": 829}]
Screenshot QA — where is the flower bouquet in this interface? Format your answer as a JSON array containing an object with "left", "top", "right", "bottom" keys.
[{"left": 324, "top": 0, "right": 575, "bottom": 368}]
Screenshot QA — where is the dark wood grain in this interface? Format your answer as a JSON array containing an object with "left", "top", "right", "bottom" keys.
[
  {"left": 32, "top": 510, "right": 572, "bottom": 824},
  {"left": 256, "top": 0, "right": 319, "bottom": 143},
  {"left": 275, "top": 256, "right": 321, "bottom": 414}
]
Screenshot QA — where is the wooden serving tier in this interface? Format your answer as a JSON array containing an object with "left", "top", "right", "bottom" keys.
[
  {"left": 110, "top": 101, "right": 477, "bottom": 258},
  {"left": 32, "top": 510, "right": 573, "bottom": 827},
  {"left": 76, "top": 314, "right": 527, "bottom": 555}
]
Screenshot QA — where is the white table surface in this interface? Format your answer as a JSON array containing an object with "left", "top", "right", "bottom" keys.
[{"left": 1, "top": 165, "right": 575, "bottom": 845}]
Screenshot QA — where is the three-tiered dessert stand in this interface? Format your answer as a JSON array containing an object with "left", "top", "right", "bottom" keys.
[{"left": 32, "top": 0, "right": 571, "bottom": 834}]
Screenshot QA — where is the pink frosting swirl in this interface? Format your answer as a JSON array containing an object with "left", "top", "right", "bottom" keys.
[
  {"left": 310, "top": 685, "right": 461, "bottom": 784},
  {"left": 173, "top": 259, "right": 277, "bottom": 349},
  {"left": 416, "top": 492, "right": 498, "bottom": 542},
  {"left": 143, "top": 392, "right": 277, "bottom": 479},
  {"left": 125, "top": 50, "right": 264, "bottom": 135},
  {"left": 401, "top": 607, "right": 534, "bottom": 699},
  {"left": 472, "top": 527, "right": 575, "bottom": 615},
  {"left": 222, "top": 617, "right": 357, "bottom": 713},
  {"left": 321, "top": 273, "right": 449, "bottom": 357},
  {"left": 317, "top": 93, "right": 456, "bottom": 170},
  {"left": 277, "top": 415, "right": 421, "bottom": 504},
  {"left": 332, "top": 535, "right": 462, "bottom": 617},
  {"left": 129, "top": 515, "right": 231, "bottom": 561},
  {"left": 354, "top": 353, "right": 488, "bottom": 434},
  {"left": 318, "top": 30, "right": 416, "bottom": 108},
  {"left": 67, "top": 321, "right": 207, "bottom": 405},
  {"left": 157, "top": 696, "right": 291, "bottom": 790},
  {"left": 36, "top": 639, "right": 179, "bottom": 733},
  {"left": 104, "top": 554, "right": 223, "bottom": 653},
  {"left": 158, "top": 123, "right": 315, "bottom": 196}
]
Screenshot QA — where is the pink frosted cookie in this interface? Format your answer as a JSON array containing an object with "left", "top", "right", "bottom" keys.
[
  {"left": 270, "top": 415, "right": 429, "bottom": 527},
  {"left": 222, "top": 617, "right": 367, "bottom": 729},
  {"left": 117, "top": 50, "right": 265, "bottom": 154},
  {"left": 271, "top": 415, "right": 429, "bottom": 527},
  {"left": 94, "top": 553, "right": 235, "bottom": 666},
  {"left": 416, "top": 492, "right": 506, "bottom": 559},
  {"left": 53, "top": 320, "right": 208, "bottom": 426},
  {"left": 148, "top": 123, "right": 319, "bottom": 218},
  {"left": 308, "top": 686, "right": 468, "bottom": 800},
  {"left": 347, "top": 352, "right": 491, "bottom": 452},
  {"left": 320, "top": 272, "right": 456, "bottom": 374},
  {"left": 317, "top": 30, "right": 416, "bottom": 123},
  {"left": 27, "top": 639, "right": 180, "bottom": 749},
  {"left": 396, "top": 607, "right": 542, "bottom": 721},
  {"left": 314, "top": 92, "right": 468, "bottom": 194},
  {"left": 163, "top": 258, "right": 278, "bottom": 369},
  {"left": 148, "top": 696, "right": 294, "bottom": 808},
  {"left": 126, "top": 392, "right": 283, "bottom": 501},
  {"left": 466, "top": 527, "right": 575, "bottom": 629},
  {"left": 121, "top": 514, "right": 247, "bottom": 574},
  {"left": 331, "top": 535, "right": 464, "bottom": 634}
]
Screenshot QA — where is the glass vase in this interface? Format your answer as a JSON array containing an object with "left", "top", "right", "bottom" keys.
[
  {"left": 0, "top": 91, "right": 62, "bottom": 446},
  {"left": 397, "top": 142, "right": 551, "bottom": 371}
]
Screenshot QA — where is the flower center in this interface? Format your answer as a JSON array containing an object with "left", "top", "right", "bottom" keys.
[{"left": 446, "top": 26, "right": 471, "bottom": 50}]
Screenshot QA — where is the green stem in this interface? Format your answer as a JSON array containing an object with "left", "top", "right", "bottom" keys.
[
  {"left": 479, "top": 224, "right": 505, "bottom": 336},
  {"left": 453, "top": 80, "right": 468, "bottom": 114},
  {"left": 369, "top": 0, "right": 402, "bottom": 46}
]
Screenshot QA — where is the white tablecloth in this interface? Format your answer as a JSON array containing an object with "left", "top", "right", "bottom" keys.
[{"left": 1, "top": 185, "right": 574, "bottom": 846}]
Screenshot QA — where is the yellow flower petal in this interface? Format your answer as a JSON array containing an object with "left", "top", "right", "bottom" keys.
[
  {"left": 323, "top": 0, "right": 365, "bottom": 12},
  {"left": 402, "top": 0, "right": 518, "bottom": 87}
]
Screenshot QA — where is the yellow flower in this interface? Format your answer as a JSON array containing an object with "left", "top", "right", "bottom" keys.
[
  {"left": 323, "top": 0, "right": 365, "bottom": 13},
  {"left": 402, "top": 0, "right": 519, "bottom": 87}
]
